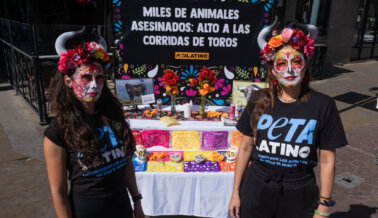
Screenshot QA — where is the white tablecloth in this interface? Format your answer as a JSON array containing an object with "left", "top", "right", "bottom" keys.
[
  {"left": 128, "top": 106, "right": 236, "bottom": 217},
  {"left": 136, "top": 172, "right": 234, "bottom": 218}
]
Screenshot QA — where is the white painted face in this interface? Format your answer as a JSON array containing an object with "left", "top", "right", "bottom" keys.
[
  {"left": 135, "top": 145, "right": 147, "bottom": 162},
  {"left": 273, "top": 46, "right": 306, "bottom": 88},
  {"left": 73, "top": 63, "right": 104, "bottom": 103},
  {"left": 226, "top": 146, "right": 239, "bottom": 162}
]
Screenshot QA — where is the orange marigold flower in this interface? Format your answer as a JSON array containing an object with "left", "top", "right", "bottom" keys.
[
  {"left": 199, "top": 89, "right": 209, "bottom": 96},
  {"left": 166, "top": 86, "right": 172, "bottom": 92},
  {"left": 202, "top": 83, "right": 210, "bottom": 89},
  {"left": 268, "top": 35, "right": 284, "bottom": 48}
]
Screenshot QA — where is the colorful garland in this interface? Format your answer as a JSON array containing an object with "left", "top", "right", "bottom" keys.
[
  {"left": 58, "top": 41, "right": 111, "bottom": 74},
  {"left": 263, "top": 28, "right": 315, "bottom": 63}
]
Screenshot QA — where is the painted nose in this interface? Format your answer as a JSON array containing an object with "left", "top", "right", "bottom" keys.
[
  {"left": 287, "top": 63, "right": 295, "bottom": 75},
  {"left": 89, "top": 79, "right": 98, "bottom": 90}
]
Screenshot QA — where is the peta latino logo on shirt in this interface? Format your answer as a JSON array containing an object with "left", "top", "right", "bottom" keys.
[
  {"left": 78, "top": 126, "right": 127, "bottom": 177},
  {"left": 256, "top": 114, "right": 317, "bottom": 159}
]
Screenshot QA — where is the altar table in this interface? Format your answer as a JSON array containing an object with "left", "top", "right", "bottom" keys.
[{"left": 128, "top": 105, "right": 237, "bottom": 218}]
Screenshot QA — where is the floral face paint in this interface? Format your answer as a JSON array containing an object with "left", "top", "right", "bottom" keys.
[
  {"left": 72, "top": 63, "right": 104, "bottom": 102},
  {"left": 273, "top": 46, "right": 305, "bottom": 87}
]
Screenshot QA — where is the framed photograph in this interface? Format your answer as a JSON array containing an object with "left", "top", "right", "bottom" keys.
[
  {"left": 232, "top": 81, "right": 268, "bottom": 106},
  {"left": 115, "top": 78, "right": 155, "bottom": 106}
]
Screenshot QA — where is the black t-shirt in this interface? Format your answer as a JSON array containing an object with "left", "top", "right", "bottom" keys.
[
  {"left": 236, "top": 90, "right": 348, "bottom": 175},
  {"left": 44, "top": 116, "right": 129, "bottom": 199}
]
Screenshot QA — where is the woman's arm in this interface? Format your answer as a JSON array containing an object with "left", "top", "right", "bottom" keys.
[
  {"left": 314, "top": 149, "right": 336, "bottom": 218},
  {"left": 125, "top": 157, "right": 140, "bottom": 197},
  {"left": 125, "top": 156, "right": 144, "bottom": 218},
  {"left": 229, "top": 135, "right": 254, "bottom": 218},
  {"left": 44, "top": 137, "right": 72, "bottom": 218}
]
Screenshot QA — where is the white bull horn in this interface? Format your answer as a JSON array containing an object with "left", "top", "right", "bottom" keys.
[
  {"left": 257, "top": 16, "right": 278, "bottom": 50},
  {"left": 96, "top": 26, "right": 107, "bottom": 52},
  {"left": 306, "top": 24, "right": 318, "bottom": 40},
  {"left": 55, "top": 27, "right": 85, "bottom": 55}
]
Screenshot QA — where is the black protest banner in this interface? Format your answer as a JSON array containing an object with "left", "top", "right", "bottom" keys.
[{"left": 113, "top": 0, "right": 274, "bottom": 106}]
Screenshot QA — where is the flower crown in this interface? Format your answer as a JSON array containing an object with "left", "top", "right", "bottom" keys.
[
  {"left": 263, "top": 27, "right": 315, "bottom": 63},
  {"left": 58, "top": 41, "right": 111, "bottom": 74}
]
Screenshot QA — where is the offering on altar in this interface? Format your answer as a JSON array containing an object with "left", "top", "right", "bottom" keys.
[
  {"left": 209, "top": 152, "right": 225, "bottom": 162},
  {"left": 144, "top": 109, "right": 158, "bottom": 118},
  {"left": 169, "top": 153, "right": 183, "bottom": 163},
  {"left": 135, "top": 145, "right": 147, "bottom": 162},
  {"left": 226, "top": 145, "right": 239, "bottom": 163},
  {"left": 194, "top": 154, "right": 206, "bottom": 164},
  {"left": 147, "top": 152, "right": 169, "bottom": 161},
  {"left": 189, "top": 67, "right": 218, "bottom": 117},
  {"left": 163, "top": 69, "right": 180, "bottom": 115},
  {"left": 160, "top": 116, "right": 180, "bottom": 127}
]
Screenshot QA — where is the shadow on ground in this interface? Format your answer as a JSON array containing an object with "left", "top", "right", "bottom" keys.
[
  {"left": 331, "top": 204, "right": 378, "bottom": 218},
  {"left": 333, "top": 91, "right": 377, "bottom": 113},
  {"left": 318, "top": 64, "right": 355, "bottom": 80}
]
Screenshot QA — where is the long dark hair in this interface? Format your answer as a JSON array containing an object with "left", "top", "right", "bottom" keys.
[
  {"left": 249, "top": 23, "right": 313, "bottom": 143},
  {"left": 48, "top": 63, "right": 135, "bottom": 168}
]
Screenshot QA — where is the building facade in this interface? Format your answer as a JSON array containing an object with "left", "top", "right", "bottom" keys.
[{"left": 276, "top": 0, "right": 378, "bottom": 64}]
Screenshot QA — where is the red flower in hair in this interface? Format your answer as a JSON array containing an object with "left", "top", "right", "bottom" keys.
[
  {"left": 290, "top": 29, "right": 306, "bottom": 50},
  {"left": 58, "top": 52, "right": 69, "bottom": 73}
]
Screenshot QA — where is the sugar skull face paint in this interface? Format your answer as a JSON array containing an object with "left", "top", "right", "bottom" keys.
[
  {"left": 73, "top": 63, "right": 104, "bottom": 102},
  {"left": 273, "top": 46, "right": 306, "bottom": 87}
]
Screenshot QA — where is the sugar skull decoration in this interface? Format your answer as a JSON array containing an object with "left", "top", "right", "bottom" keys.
[
  {"left": 169, "top": 153, "right": 182, "bottom": 163},
  {"left": 226, "top": 146, "right": 239, "bottom": 163},
  {"left": 194, "top": 154, "right": 206, "bottom": 164},
  {"left": 135, "top": 145, "right": 147, "bottom": 162}
]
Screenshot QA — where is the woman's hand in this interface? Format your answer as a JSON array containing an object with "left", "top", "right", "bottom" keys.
[
  {"left": 134, "top": 201, "right": 144, "bottom": 218},
  {"left": 229, "top": 192, "right": 241, "bottom": 218},
  {"left": 313, "top": 204, "right": 330, "bottom": 218}
]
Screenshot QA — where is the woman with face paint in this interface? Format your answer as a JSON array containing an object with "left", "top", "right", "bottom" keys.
[
  {"left": 43, "top": 33, "right": 144, "bottom": 218},
  {"left": 229, "top": 22, "right": 348, "bottom": 218}
]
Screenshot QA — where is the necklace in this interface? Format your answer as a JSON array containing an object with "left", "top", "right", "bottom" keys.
[{"left": 278, "top": 95, "right": 297, "bottom": 103}]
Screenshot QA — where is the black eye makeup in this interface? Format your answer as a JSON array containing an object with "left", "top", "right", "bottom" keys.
[
  {"left": 96, "top": 75, "right": 104, "bottom": 80},
  {"left": 81, "top": 74, "right": 93, "bottom": 82}
]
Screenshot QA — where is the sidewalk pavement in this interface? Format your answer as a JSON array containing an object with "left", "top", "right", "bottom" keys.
[{"left": 0, "top": 60, "right": 377, "bottom": 218}]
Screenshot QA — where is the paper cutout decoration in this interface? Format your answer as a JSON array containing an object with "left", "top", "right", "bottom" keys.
[
  {"left": 201, "top": 131, "right": 229, "bottom": 150},
  {"left": 146, "top": 161, "right": 184, "bottom": 172},
  {"left": 142, "top": 130, "right": 170, "bottom": 148},
  {"left": 171, "top": 131, "right": 201, "bottom": 150}
]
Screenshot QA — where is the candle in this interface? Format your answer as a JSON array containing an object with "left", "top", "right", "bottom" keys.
[
  {"left": 157, "top": 99, "right": 162, "bottom": 118},
  {"left": 229, "top": 103, "right": 235, "bottom": 121},
  {"left": 184, "top": 103, "right": 191, "bottom": 118}
]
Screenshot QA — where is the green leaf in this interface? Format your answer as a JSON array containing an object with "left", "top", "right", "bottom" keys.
[
  {"left": 132, "top": 64, "right": 147, "bottom": 76},
  {"left": 235, "top": 66, "right": 250, "bottom": 79}
]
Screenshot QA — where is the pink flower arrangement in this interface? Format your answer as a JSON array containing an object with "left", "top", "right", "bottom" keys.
[
  {"left": 86, "top": 42, "right": 101, "bottom": 53},
  {"left": 281, "top": 28, "right": 294, "bottom": 43}
]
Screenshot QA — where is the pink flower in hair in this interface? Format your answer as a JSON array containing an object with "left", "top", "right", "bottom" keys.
[
  {"left": 58, "top": 52, "right": 69, "bottom": 74},
  {"left": 86, "top": 41, "right": 101, "bottom": 53},
  {"left": 304, "top": 39, "right": 315, "bottom": 56},
  {"left": 281, "top": 28, "right": 294, "bottom": 43}
]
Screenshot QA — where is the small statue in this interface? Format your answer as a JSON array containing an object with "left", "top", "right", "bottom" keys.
[
  {"left": 134, "top": 145, "right": 147, "bottom": 162},
  {"left": 194, "top": 154, "right": 206, "bottom": 164},
  {"left": 169, "top": 153, "right": 182, "bottom": 163},
  {"left": 226, "top": 146, "right": 239, "bottom": 163}
]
